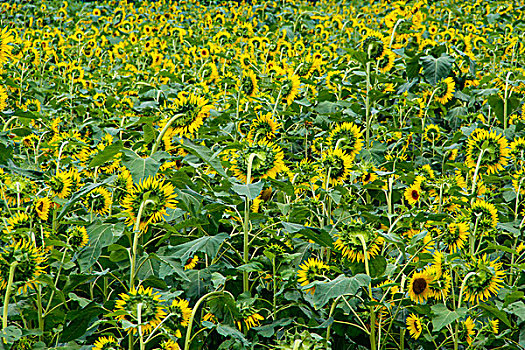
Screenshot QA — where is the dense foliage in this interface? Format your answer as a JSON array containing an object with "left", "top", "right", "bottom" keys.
[{"left": 0, "top": 0, "right": 525, "bottom": 349}]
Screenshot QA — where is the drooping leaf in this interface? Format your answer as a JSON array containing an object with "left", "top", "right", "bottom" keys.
[
  {"left": 88, "top": 140, "right": 123, "bottom": 168},
  {"left": 311, "top": 274, "right": 370, "bottom": 308},
  {"left": 431, "top": 304, "right": 467, "bottom": 331},
  {"left": 167, "top": 233, "right": 229, "bottom": 264},
  {"left": 420, "top": 54, "right": 454, "bottom": 85},
  {"left": 231, "top": 181, "right": 265, "bottom": 200},
  {"left": 121, "top": 149, "right": 161, "bottom": 183},
  {"left": 78, "top": 221, "right": 124, "bottom": 272}
]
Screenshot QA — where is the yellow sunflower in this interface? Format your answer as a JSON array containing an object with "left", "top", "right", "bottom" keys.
[
  {"left": 0, "top": 27, "right": 14, "bottom": 66},
  {"left": 230, "top": 139, "right": 285, "bottom": 183},
  {"left": 404, "top": 183, "right": 421, "bottom": 206},
  {"left": 406, "top": 313, "right": 422, "bottom": 339},
  {"left": 466, "top": 129, "right": 510, "bottom": 174},
  {"left": 297, "top": 257, "right": 329, "bottom": 294},
  {"left": 463, "top": 254, "right": 505, "bottom": 304},
  {"left": 160, "top": 339, "right": 180, "bottom": 350},
  {"left": 469, "top": 199, "right": 498, "bottom": 231},
  {"left": 279, "top": 73, "right": 300, "bottom": 105},
  {"left": 238, "top": 70, "right": 259, "bottom": 98},
  {"left": 92, "top": 336, "right": 121, "bottom": 350},
  {"left": 121, "top": 176, "right": 178, "bottom": 231},
  {"left": 162, "top": 93, "right": 213, "bottom": 137},
  {"left": 361, "top": 29, "right": 387, "bottom": 61},
  {"left": 184, "top": 256, "right": 198, "bottom": 270},
  {"left": 434, "top": 77, "right": 455, "bottom": 104},
  {"left": 334, "top": 220, "right": 384, "bottom": 263},
  {"left": 47, "top": 171, "right": 72, "bottom": 199},
  {"left": 0, "top": 240, "right": 46, "bottom": 293},
  {"left": 378, "top": 49, "right": 395, "bottom": 73},
  {"left": 247, "top": 113, "right": 281, "bottom": 142},
  {"left": 443, "top": 222, "right": 469, "bottom": 253},
  {"left": 319, "top": 148, "right": 353, "bottom": 186},
  {"left": 408, "top": 270, "right": 434, "bottom": 304},
  {"left": 328, "top": 122, "right": 364, "bottom": 161},
  {"left": 170, "top": 298, "right": 192, "bottom": 327},
  {"left": 114, "top": 285, "right": 167, "bottom": 335},
  {"left": 34, "top": 197, "right": 51, "bottom": 221},
  {"left": 83, "top": 187, "right": 112, "bottom": 215},
  {"left": 66, "top": 226, "right": 89, "bottom": 250}
]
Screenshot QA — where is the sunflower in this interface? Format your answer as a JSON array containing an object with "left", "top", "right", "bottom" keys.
[
  {"left": 0, "top": 240, "right": 46, "bottom": 293},
  {"left": 230, "top": 139, "right": 285, "bottom": 183},
  {"left": 114, "top": 285, "right": 167, "bottom": 335},
  {"left": 297, "top": 258, "right": 329, "bottom": 294},
  {"left": 469, "top": 199, "right": 498, "bottom": 231},
  {"left": 0, "top": 85, "right": 7, "bottom": 111},
  {"left": 327, "top": 122, "right": 364, "bottom": 161},
  {"left": 488, "top": 319, "right": 499, "bottom": 334},
  {"left": 247, "top": 113, "right": 281, "bottom": 142},
  {"left": 408, "top": 270, "right": 434, "bottom": 304},
  {"left": 404, "top": 183, "right": 421, "bottom": 206},
  {"left": 184, "top": 256, "right": 198, "bottom": 270},
  {"left": 334, "top": 220, "right": 384, "bottom": 263},
  {"left": 92, "top": 336, "right": 121, "bottom": 350},
  {"left": 66, "top": 226, "right": 89, "bottom": 250},
  {"left": 114, "top": 167, "right": 134, "bottom": 201},
  {"left": 0, "top": 27, "right": 14, "bottom": 66},
  {"left": 169, "top": 298, "right": 192, "bottom": 327},
  {"left": 361, "top": 29, "right": 387, "bottom": 60},
  {"left": 279, "top": 73, "right": 300, "bottom": 105},
  {"left": 238, "top": 70, "right": 259, "bottom": 98},
  {"left": 326, "top": 70, "right": 344, "bottom": 93},
  {"left": 378, "top": 49, "right": 395, "bottom": 73},
  {"left": 423, "top": 124, "right": 441, "bottom": 142},
  {"left": 510, "top": 137, "right": 525, "bottom": 164},
  {"left": 83, "top": 187, "right": 112, "bottom": 215},
  {"left": 290, "top": 159, "right": 320, "bottom": 194},
  {"left": 159, "top": 339, "right": 181, "bottom": 350},
  {"left": 406, "top": 314, "right": 422, "bottom": 339},
  {"left": 33, "top": 197, "right": 51, "bottom": 221},
  {"left": 461, "top": 317, "right": 476, "bottom": 345},
  {"left": 236, "top": 302, "right": 264, "bottom": 331},
  {"left": 3, "top": 212, "right": 31, "bottom": 235},
  {"left": 463, "top": 254, "right": 505, "bottom": 304},
  {"left": 466, "top": 129, "right": 510, "bottom": 175},
  {"left": 46, "top": 171, "right": 72, "bottom": 199},
  {"left": 121, "top": 176, "right": 178, "bottom": 231},
  {"left": 319, "top": 148, "right": 353, "bottom": 186},
  {"left": 443, "top": 222, "right": 468, "bottom": 253},
  {"left": 425, "top": 265, "right": 452, "bottom": 300},
  {"left": 162, "top": 93, "right": 213, "bottom": 137},
  {"left": 433, "top": 77, "right": 455, "bottom": 104}
]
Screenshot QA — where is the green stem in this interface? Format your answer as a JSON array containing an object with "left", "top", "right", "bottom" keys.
[
  {"left": 243, "top": 153, "right": 258, "bottom": 293},
  {"left": 130, "top": 200, "right": 154, "bottom": 289},
  {"left": 357, "top": 235, "right": 376, "bottom": 350},
  {"left": 2, "top": 262, "right": 18, "bottom": 330},
  {"left": 150, "top": 113, "right": 184, "bottom": 156},
  {"left": 471, "top": 149, "right": 485, "bottom": 196},
  {"left": 454, "top": 272, "right": 477, "bottom": 350},
  {"left": 184, "top": 291, "right": 235, "bottom": 350},
  {"left": 365, "top": 62, "right": 371, "bottom": 149}
]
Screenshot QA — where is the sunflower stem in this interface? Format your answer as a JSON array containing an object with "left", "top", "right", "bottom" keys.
[
  {"left": 503, "top": 71, "right": 513, "bottom": 130},
  {"left": 130, "top": 199, "right": 155, "bottom": 289},
  {"left": 326, "top": 295, "right": 343, "bottom": 343},
  {"left": 184, "top": 291, "right": 235, "bottom": 350},
  {"left": 137, "top": 302, "right": 145, "bottom": 350},
  {"left": 2, "top": 261, "right": 18, "bottom": 331},
  {"left": 470, "top": 149, "right": 485, "bottom": 196},
  {"left": 365, "top": 62, "right": 371, "bottom": 149},
  {"left": 243, "top": 153, "right": 258, "bottom": 293},
  {"left": 454, "top": 271, "right": 477, "bottom": 350},
  {"left": 357, "top": 234, "right": 376, "bottom": 350},
  {"left": 150, "top": 113, "right": 184, "bottom": 157}
]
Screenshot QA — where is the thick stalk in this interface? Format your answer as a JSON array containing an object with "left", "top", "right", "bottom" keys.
[
  {"left": 470, "top": 149, "right": 485, "bottom": 196},
  {"left": 365, "top": 62, "right": 372, "bottom": 149},
  {"left": 130, "top": 200, "right": 154, "bottom": 289},
  {"left": 454, "top": 272, "right": 477, "bottom": 350},
  {"left": 184, "top": 291, "right": 235, "bottom": 350},
  {"left": 243, "top": 153, "right": 258, "bottom": 293},
  {"left": 2, "top": 262, "right": 18, "bottom": 330},
  {"left": 150, "top": 113, "right": 183, "bottom": 156},
  {"left": 357, "top": 235, "right": 376, "bottom": 350}
]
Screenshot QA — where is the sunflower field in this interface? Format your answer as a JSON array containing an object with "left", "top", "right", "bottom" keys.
[{"left": 1, "top": 0, "right": 525, "bottom": 349}]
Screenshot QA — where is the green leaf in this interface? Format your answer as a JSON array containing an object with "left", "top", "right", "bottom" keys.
[
  {"left": 420, "top": 54, "right": 454, "bottom": 85},
  {"left": 121, "top": 149, "right": 161, "bottom": 183},
  {"left": 60, "top": 303, "right": 104, "bottom": 342},
  {"left": 431, "top": 304, "right": 467, "bottom": 331},
  {"left": 180, "top": 139, "right": 228, "bottom": 178},
  {"left": 311, "top": 274, "right": 370, "bottom": 309},
  {"left": 88, "top": 140, "right": 123, "bottom": 168},
  {"left": 231, "top": 181, "right": 264, "bottom": 200},
  {"left": 78, "top": 221, "right": 124, "bottom": 272},
  {"left": 168, "top": 233, "right": 229, "bottom": 265},
  {"left": 216, "top": 324, "right": 250, "bottom": 346},
  {"left": 478, "top": 303, "right": 511, "bottom": 327},
  {"left": 143, "top": 124, "right": 156, "bottom": 144},
  {"left": 0, "top": 325, "right": 22, "bottom": 343},
  {"left": 506, "top": 301, "right": 525, "bottom": 322},
  {"left": 282, "top": 222, "right": 334, "bottom": 248}
]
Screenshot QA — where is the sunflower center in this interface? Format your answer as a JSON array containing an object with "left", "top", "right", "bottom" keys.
[
  {"left": 411, "top": 190, "right": 419, "bottom": 200},
  {"left": 412, "top": 278, "right": 427, "bottom": 295}
]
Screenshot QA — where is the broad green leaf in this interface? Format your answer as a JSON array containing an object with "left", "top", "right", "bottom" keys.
[
  {"left": 506, "top": 301, "right": 525, "bottom": 322},
  {"left": 0, "top": 325, "right": 22, "bottom": 343},
  {"left": 431, "top": 304, "right": 467, "bottom": 331},
  {"left": 180, "top": 139, "right": 228, "bottom": 178},
  {"left": 60, "top": 303, "right": 104, "bottom": 342},
  {"left": 168, "top": 233, "right": 229, "bottom": 264},
  {"left": 282, "top": 222, "right": 334, "bottom": 248},
  {"left": 478, "top": 303, "right": 511, "bottom": 327},
  {"left": 420, "top": 54, "right": 454, "bottom": 85},
  {"left": 121, "top": 149, "right": 161, "bottom": 183},
  {"left": 231, "top": 181, "right": 264, "bottom": 200},
  {"left": 311, "top": 274, "right": 370, "bottom": 308},
  {"left": 88, "top": 140, "right": 123, "bottom": 168},
  {"left": 78, "top": 221, "right": 124, "bottom": 272},
  {"left": 216, "top": 324, "right": 250, "bottom": 346}
]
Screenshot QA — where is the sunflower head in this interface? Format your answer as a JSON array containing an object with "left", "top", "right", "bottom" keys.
[
  {"left": 114, "top": 285, "right": 167, "bottom": 334},
  {"left": 66, "top": 226, "right": 89, "bottom": 250},
  {"left": 361, "top": 30, "right": 387, "bottom": 60},
  {"left": 92, "top": 336, "right": 121, "bottom": 350},
  {"left": 406, "top": 313, "right": 423, "bottom": 339},
  {"left": 0, "top": 240, "right": 46, "bottom": 294},
  {"left": 230, "top": 139, "right": 285, "bottom": 183},
  {"left": 466, "top": 129, "right": 510, "bottom": 175},
  {"left": 334, "top": 219, "right": 384, "bottom": 262},
  {"left": 162, "top": 93, "right": 213, "bottom": 137},
  {"left": 463, "top": 255, "right": 505, "bottom": 304},
  {"left": 319, "top": 148, "right": 353, "bottom": 186},
  {"left": 408, "top": 270, "right": 434, "bottom": 304},
  {"left": 170, "top": 298, "right": 192, "bottom": 327},
  {"left": 297, "top": 257, "right": 329, "bottom": 294}
]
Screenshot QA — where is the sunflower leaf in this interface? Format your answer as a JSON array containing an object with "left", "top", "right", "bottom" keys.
[
  {"left": 431, "top": 304, "right": 467, "bottom": 331},
  {"left": 310, "top": 274, "right": 370, "bottom": 309},
  {"left": 420, "top": 53, "right": 454, "bottom": 86},
  {"left": 88, "top": 140, "right": 123, "bottom": 168},
  {"left": 231, "top": 181, "right": 264, "bottom": 200}
]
